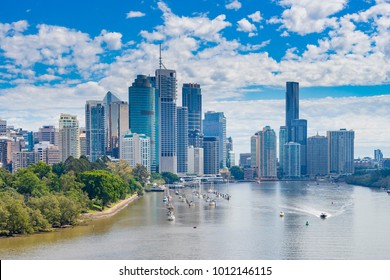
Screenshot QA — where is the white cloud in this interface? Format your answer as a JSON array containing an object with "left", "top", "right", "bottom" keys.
[
  {"left": 126, "top": 11, "right": 146, "bottom": 19},
  {"left": 226, "top": 0, "right": 242, "bottom": 11},
  {"left": 248, "top": 11, "right": 263, "bottom": 23},
  {"left": 273, "top": 0, "right": 348, "bottom": 35},
  {"left": 237, "top": 18, "right": 257, "bottom": 36},
  {"left": 97, "top": 30, "right": 123, "bottom": 50}
]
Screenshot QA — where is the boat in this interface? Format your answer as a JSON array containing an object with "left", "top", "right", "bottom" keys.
[
  {"left": 320, "top": 212, "right": 327, "bottom": 219},
  {"left": 167, "top": 213, "right": 175, "bottom": 221},
  {"left": 163, "top": 196, "right": 168, "bottom": 203},
  {"left": 167, "top": 203, "right": 174, "bottom": 210},
  {"left": 279, "top": 211, "right": 284, "bottom": 217},
  {"left": 189, "top": 201, "right": 195, "bottom": 207},
  {"left": 387, "top": 190, "right": 390, "bottom": 195},
  {"left": 306, "top": 221, "right": 309, "bottom": 226},
  {"left": 209, "top": 200, "right": 216, "bottom": 207}
]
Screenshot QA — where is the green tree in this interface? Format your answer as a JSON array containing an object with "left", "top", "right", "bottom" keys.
[
  {"left": 161, "top": 172, "right": 180, "bottom": 184},
  {"left": 107, "top": 160, "right": 133, "bottom": 182},
  {"left": 28, "top": 195, "right": 62, "bottom": 227},
  {"left": 229, "top": 166, "right": 244, "bottom": 180},
  {"left": 13, "top": 169, "right": 49, "bottom": 197},
  {"left": 79, "top": 170, "right": 127, "bottom": 207},
  {"left": 28, "top": 161, "right": 52, "bottom": 179},
  {"left": 52, "top": 162, "right": 66, "bottom": 177},
  {"left": 132, "top": 164, "right": 150, "bottom": 186}
]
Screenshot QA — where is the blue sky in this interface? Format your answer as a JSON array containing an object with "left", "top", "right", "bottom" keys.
[{"left": 0, "top": 0, "right": 389, "bottom": 157}]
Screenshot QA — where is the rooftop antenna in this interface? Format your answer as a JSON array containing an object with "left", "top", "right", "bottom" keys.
[{"left": 159, "top": 43, "right": 167, "bottom": 70}]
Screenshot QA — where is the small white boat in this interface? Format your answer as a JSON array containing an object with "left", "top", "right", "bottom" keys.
[
  {"left": 209, "top": 200, "right": 216, "bottom": 207},
  {"left": 279, "top": 211, "right": 284, "bottom": 217},
  {"left": 320, "top": 212, "right": 327, "bottom": 219},
  {"left": 167, "top": 213, "right": 175, "bottom": 221},
  {"left": 163, "top": 196, "right": 168, "bottom": 203},
  {"left": 189, "top": 201, "right": 195, "bottom": 207}
]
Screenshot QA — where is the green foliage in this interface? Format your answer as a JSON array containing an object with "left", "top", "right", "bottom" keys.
[
  {"left": 28, "top": 161, "right": 52, "bottom": 179},
  {"left": 52, "top": 162, "right": 66, "bottom": 177},
  {"left": 13, "top": 169, "right": 49, "bottom": 197},
  {"left": 161, "top": 172, "right": 180, "bottom": 184},
  {"left": 64, "top": 156, "right": 91, "bottom": 174},
  {"left": 229, "top": 166, "right": 244, "bottom": 180},
  {"left": 132, "top": 164, "right": 150, "bottom": 186},
  {"left": 80, "top": 170, "right": 127, "bottom": 207},
  {"left": 0, "top": 167, "right": 13, "bottom": 188},
  {"left": 346, "top": 169, "right": 390, "bottom": 188}
]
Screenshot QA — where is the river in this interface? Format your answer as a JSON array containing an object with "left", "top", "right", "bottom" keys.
[{"left": 1, "top": 181, "right": 390, "bottom": 259}]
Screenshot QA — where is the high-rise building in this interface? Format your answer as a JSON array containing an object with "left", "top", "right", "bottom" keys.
[
  {"left": 0, "top": 139, "right": 8, "bottom": 167},
  {"left": 374, "top": 149, "right": 383, "bottom": 168},
  {"left": 182, "top": 83, "right": 202, "bottom": 132},
  {"left": 0, "top": 119, "right": 6, "bottom": 134},
  {"left": 26, "top": 131, "right": 34, "bottom": 152},
  {"left": 129, "top": 75, "right": 157, "bottom": 172},
  {"left": 307, "top": 134, "right": 328, "bottom": 177},
  {"left": 258, "top": 126, "right": 277, "bottom": 179},
  {"left": 203, "top": 111, "right": 226, "bottom": 169},
  {"left": 156, "top": 68, "right": 177, "bottom": 173},
  {"left": 283, "top": 142, "right": 301, "bottom": 178},
  {"left": 188, "top": 146, "right": 204, "bottom": 176},
  {"left": 250, "top": 131, "right": 260, "bottom": 178},
  {"left": 59, "top": 114, "right": 80, "bottom": 162},
  {"left": 285, "top": 81, "right": 299, "bottom": 142},
  {"left": 239, "top": 153, "right": 251, "bottom": 168},
  {"left": 103, "top": 91, "right": 129, "bottom": 159},
  {"left": 177, "top": 107, "right": 188, "bottom": 175},
  {"left": 12, "top": 150, "right": 36, "bottom": 173},
  {"left": 226, "top": 136, "right": 234, "bottom": 168},
  {"left": 327, "top": 129, "right": 355, "bottom": 174},
  {"left": 279, "top": 126, "right": 288, "bottom": 175},
  {"left": 34, "top": 141, "right": 61, "bottom": 165},
  {"left": 291, "top": 119, "right": 307, "bottom": 175},
  {"left": 188, "top": 129, "right": 203, "bottom": 148},
  {"left": 79, "top": 128, "right": 87, "bottom": 156},
  {"left": 120, "top": 131, "right": 151, "bottom": 172},
  {"left": 38, "top": 125, "right": 59, "bottom": 146},
  {"left": 86, "top": 100, "right": 106, "bottom": 162},
  {"left": 203, "top": 136, "right": 219, "bottom": 175}
]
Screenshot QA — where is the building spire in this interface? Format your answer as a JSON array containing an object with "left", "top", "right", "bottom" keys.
[{"left": 159, "top": 43, "right": 166, "bottom": 70}]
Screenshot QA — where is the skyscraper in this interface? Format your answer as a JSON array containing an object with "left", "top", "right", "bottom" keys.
[
  {"left": 307, "top": 134, "right": 328, "bottom": 177},
  {"left": 283, "top": 142, "right": 301, "bottom": 178},
  {"left": 203, "top": 111, "right": 227, "bottom": 169},
  {"left": 182, "top": 83, "right": 202, "bottom": 132},
  {"left": 177, "top": 107, "right": 188, "bottom": 175},
  {"left": 188, "top": 129, "right": 203, "bottom": 148},
  {"left": 188, "top": 146, "right": 204, "bottom": 176},
  {"left": 327, "top": 129, "right": 355, "bottom": 174},
  {"left": 291, "top": 119, "right": 308, "bottom": 175},
  {"left": 103, "top": 91, "right": 128, "bottom": 159},
  {"left": 203, "top": 136, "right": 219, "bottom": 175},
  {"left": 285, "top": 81, "right": 299, "bottom": 142},
  {"left": 258, "top": 126, "right": 277, "bottom": 179},
  {"left": 59, "top": 114, "right": 80, "bottom": 162},
  {"left": 129, "top": 75, "right": 157, "bottom": 172},
  {"left": 38, "top": 125, "right": 59, "bottom": 146},
  {"left": 279, "top": 126, "right": 288, "bottom": 175},
  {"left": 120, "top": 132, "right": 151, "bottom": 172},
  {"left": 0, "top": 119, "right": 6, "bottom": 135},
  {"left": 250, "top": 131, "right": 260, "bottom": 178},
  {"left": 85, "top": 101, "right": 106, "bottom": 162},
  {"left": 156, "top": 68, "right": 177, "bottom": 173},
  {"left": 374, "top": 149, "right": 383, "bottom": 168}
]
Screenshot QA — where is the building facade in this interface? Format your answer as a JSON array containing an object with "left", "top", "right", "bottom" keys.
[
  {"left": 177, "top": 107, "right": 188, "bottom": 175},
  {"left": 285, "top": 81, "right": 299, "bottom": 142},
  {"left": 188, "top": 146, "right": 204, "bottom": 176},
  {"left": 258, "top": 126, "right": 277, "bottom": 179},
  {"left": 283, "top": 142, "right": 301, "bottom": 178},
  {"left": 291, "top": 119, "right": 307, "bottom": 175},
  {"left": 307, "top": 134, "right": 328, "bottom": 177},
  {"left": 203, "top": 136, "right": 219, "bottom": 175},
  {"left": 59, "top": 114, "right": 80, "bottom": 162},
  {"left": 129, "top": 75, "right": 157, "bottom": 172},
  {"left": 327, "top": 129, "right": 355, "bottom": 175},
  {"left": 203, "top": 111, "right": 226, "bottom": 169},
  {"left": 85, "top": 101, "right": 106, "bottom": 162},
  {"left": 120, "top": 132, "right": 151, "bottom": 172},
  {"left": 182, "top": 83, "right": 202, "bottom": 132}
]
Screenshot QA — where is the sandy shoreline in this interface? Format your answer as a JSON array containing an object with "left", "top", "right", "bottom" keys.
[{"left": 80, "top": 194, "right": 140, "bottom": 221}]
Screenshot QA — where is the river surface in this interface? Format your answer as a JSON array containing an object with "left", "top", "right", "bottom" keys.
[{"left": 1, "top": 181, "right": 390, "bottom": 260}]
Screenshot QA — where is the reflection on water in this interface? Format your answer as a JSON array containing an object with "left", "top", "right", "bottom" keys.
[{"left": 1, "top": 181, "right": 390, "bottom": 260}]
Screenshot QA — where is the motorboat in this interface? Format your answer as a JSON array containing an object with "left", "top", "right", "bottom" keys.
[
  {"left": 167, "top": 213, "right": 175, "bottom": 221},
  {"left": 163, "top": 196, "right": 168, "bottom": 203},
  {"left": 209, "top": 200, "right": 216, "bottom": 207},
  {"left": 167, "top": 203, "right": 174, "bottom": 210},
  {"left": 320, "top": 212, "right": 327, "bottom": 219},
  {"left": 279, "top": 211, "right": 284, "bottom": 217}
]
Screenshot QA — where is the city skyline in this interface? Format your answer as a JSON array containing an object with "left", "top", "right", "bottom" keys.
[{"left": 0, "top": 0, "right": 389, "bottom": 158}]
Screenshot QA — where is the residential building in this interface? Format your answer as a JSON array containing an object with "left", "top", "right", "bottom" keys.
[
  {"left": 279, "top": 126, "right": 288, "bottom": 175},
  {"left": 258, "top": 126, "right": 277, "bottom": 179},
  {"left": 291, "top": 119, "right": 307, "bottom": 175},
  {"left": 285, "top": 81, "right": 299, "bottom": 142},
  {"left": 188, "top": 146, "right": 204, "bottom": 176},
  {"left": 283, "top": 142, "right": 301, "bottom": 178},
  {"left": 120, "top": 131, "right": 151, "bottom": 172},
  {"left": 37, "top": 125, "right": 59, "bottom": 146},
  {"left": 307, "top": 134, "right": 328, "bottom": 177},
  {"left": 182, "top": 83, "right": 202, "bottom": 132},
  {"left": 239, "top": 153, "right": 251, "bottom": 168},
  {"left": 59, "top": 114, "right": 80, "bottom": 162},
  {"left": 327, "top": 129, "right": 355, "bottom": 174},
  {"left": 203, "top": 136, "right": 219, "bottom": 175}
]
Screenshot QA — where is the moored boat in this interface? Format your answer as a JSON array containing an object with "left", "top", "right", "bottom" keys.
[{"left": 320, "top": 212, "right": 327, "bottom": 219}]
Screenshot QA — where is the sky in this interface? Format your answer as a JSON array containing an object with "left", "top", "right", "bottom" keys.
[{"left": 0, "top": 0, "right": 389, "bottom": 159}]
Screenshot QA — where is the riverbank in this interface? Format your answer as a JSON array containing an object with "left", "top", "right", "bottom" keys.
[{"left": 80, "top": 194, "right": 140, "bottom": 221}]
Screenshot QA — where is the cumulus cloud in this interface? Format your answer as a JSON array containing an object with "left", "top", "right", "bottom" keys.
[
  {"left": 248, "top": 11, "right": 263, "bottom": 22},
  {"left": 272, "top": 0, "right": 348, "bottom": 35},
  {"left": 237, "top": 18, "right": 257, "bottom": 36},
  {"left": 126, "top": 11, "right": 146, "bottom": 19},
  {"left": 226, "top": 0, "right": 242, "bottom": 11},
  {"left": 97, "top": 30, "right": 123, "bottom": 50}
]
